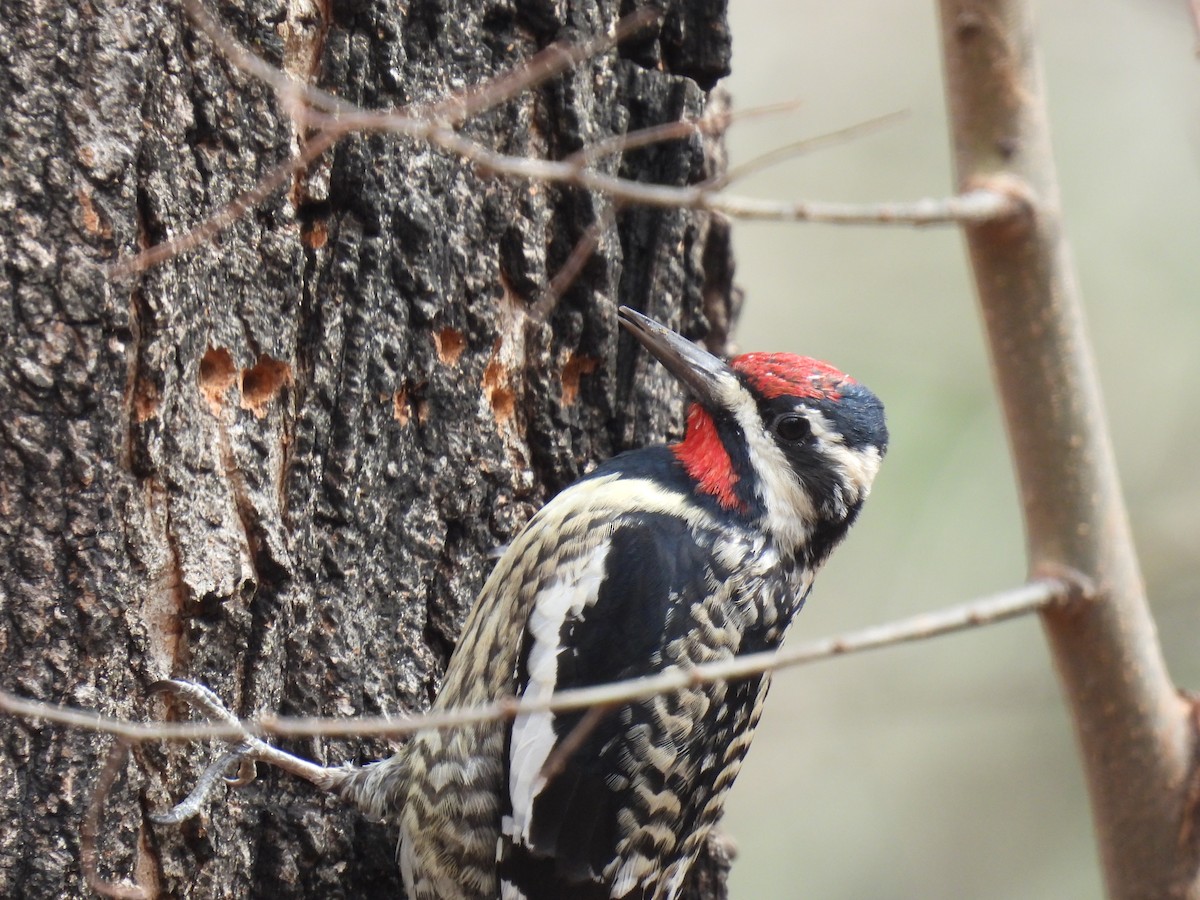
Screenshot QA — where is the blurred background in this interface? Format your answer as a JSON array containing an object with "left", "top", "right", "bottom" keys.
[{"left": 718, "top": 1, "right": 1200, "bottom": 897}]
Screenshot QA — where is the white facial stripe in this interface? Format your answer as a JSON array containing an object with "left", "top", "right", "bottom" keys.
[
  {"left": 822, "top": 443, "right": 883, "bottom": 505},
  {"left": 720, "top": 375, "right": 818, "bottom": 551},
  {"left": 803, "top": 407, "right": 883, "bottom": 506}
]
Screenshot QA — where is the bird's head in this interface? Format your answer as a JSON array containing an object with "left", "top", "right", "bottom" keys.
[{"left": 619, "top": 307, "right": 888, "bottom": 559}]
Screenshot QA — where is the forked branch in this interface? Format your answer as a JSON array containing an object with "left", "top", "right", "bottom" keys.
[{"left": 111, "top": 0, "right": 1021, "bottom": 276}]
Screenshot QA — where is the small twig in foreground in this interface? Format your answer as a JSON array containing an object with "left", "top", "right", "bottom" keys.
[
  {"left": 537, "top": 703, "right": 616, "bottom": 786},
  {"left": 534, "top": 203, "right": 620, "bottom": 318},
  {"left": 0, "top": 578, "right": 1069, "bottom": 746},
  {"left": 81, "top": 740, "right": 151, "bottom": 900},
  {"left": 148, "top": 680, "right": 347, "bottom": 789},
  {"left": 707, "top": 110, "right": 909, "bottom": 191},
  {"left": 109, "top": 128, "right": 341, "bottom": 277}
]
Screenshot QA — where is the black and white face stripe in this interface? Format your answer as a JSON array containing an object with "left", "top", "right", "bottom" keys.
[
  {"left": 754, "top": 384, "right": 888, "bottom": 517},
  {"left": 616, "top": 305, "right": 887, "bottom": 554},
  {"left": 696, "top": 372, "right": 886, "bottom": 553}
]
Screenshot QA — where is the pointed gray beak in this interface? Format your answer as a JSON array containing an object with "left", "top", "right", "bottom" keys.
[{"left": 618, "top": 307, "right": 731, "bottom": 410}]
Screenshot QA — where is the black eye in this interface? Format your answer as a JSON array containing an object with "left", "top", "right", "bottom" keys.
[{"left": 773, "top": 414, "right": 811, "bottom": 443}]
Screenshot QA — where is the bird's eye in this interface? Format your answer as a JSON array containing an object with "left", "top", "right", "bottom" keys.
[{"left": 774, "top": 414, "right": 811, "bottom": 443}]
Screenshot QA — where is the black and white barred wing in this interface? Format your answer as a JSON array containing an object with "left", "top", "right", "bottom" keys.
[{"left": 498, "top": 511, "right": 772, "bottom": 900}]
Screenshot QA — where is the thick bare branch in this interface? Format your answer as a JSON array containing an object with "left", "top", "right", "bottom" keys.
[{"left": 937, "top": 2, "right": 1196, "bottom": 897}]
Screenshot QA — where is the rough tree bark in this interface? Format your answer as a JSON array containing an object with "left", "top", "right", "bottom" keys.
[{"left": 0, "top": 0, "right": 738, "bottom": 896}]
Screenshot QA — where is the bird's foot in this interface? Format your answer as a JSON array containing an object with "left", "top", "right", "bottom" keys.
[{"left": 148, "top": 679, "right": 353, "bottom": 824}]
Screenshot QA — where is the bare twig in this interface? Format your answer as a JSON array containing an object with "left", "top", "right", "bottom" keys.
[
  {"left": 536, "top": 110, "right": 910, "bottom": 314},
  {"left": 183, "top": 0, "right": 657, "bottom": 126},
  {"left": 707, "top": 110, "right": 908, "bottom": 191},
  {"left": 423, "top": 8, "right": 661, "bottom": 126},
  {"left": 114, "top": 2, "right": 1021, "bottom": 275},
  {"left": 566, "top": 115, "right": 728, "bottom": 167},
  {"left": 149, "top": 680, "right": 347, "bottom": 789},
  {"left": 534, "top": 203, "right": 620, "bottom": 318},
  {"left": 81, "top": 741, "right": 151, "bottom": 900},
  {"left": 537, "top": 703, "right": 616, "bottom": 786},
  {"left": 696, "top": 186, "right": 1019, "bottom": 224},
  {"left": 110, "top": 128, "right": 341, "bottom": 277},
  {"left": 561, "top": 97, "right": 814, "bottom": 169},
  {"left": 0, "top": 578, "right": 1066, "bottom": 745},
  {"left": 182, "top": 0, "right": 351, "bottom": 116},
  {"left": 367, "top": 122, "right": 1021, "bottom": 223}
]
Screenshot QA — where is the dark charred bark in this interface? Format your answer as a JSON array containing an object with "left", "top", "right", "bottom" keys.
[{"left": 0, "top": 0, "right": 735, "bottom": 897}]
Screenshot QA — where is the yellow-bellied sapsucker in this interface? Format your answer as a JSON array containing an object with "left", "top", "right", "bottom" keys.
[
  {"left": 159, "top": 307, "right": 887, "bottom": 900},
  {"left": 335, "top": 307, "right": 888, "bottom": 899}
]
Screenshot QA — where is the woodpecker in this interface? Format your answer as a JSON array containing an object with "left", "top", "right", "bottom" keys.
[
  {"left": 156, "top": 307, "right": 887, "bottom": 900},
  {"left": 332, "top": 306, "right": 889, "bottom": 900}
]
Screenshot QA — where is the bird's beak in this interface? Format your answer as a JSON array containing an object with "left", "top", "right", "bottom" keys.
[{"left": 618, "top": 307, "right": 731, "bottom": 410}]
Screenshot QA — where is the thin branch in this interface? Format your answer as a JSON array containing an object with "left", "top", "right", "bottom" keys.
[
  {"left": 114, "top": 3, "right": 1022, "bottom": 275},
  {"left": 110, "top": 128, "right": 341, "bottom": 277},
  {"left": 182, "top": 0, "right": 352, "bottom": 116},
  {"left": 540, "top": 110, "right": 909, "bottom": 316},
  {"left": 149, "top": 681, "right": 346, "bottom": 790},
  {"left": 537, "top": 703, "right": 616, "bottom": 786},
  {"left": 386, "top": 122, "right": 1022, "bottom": 224},
  {"left": 565, "top": 113, "right": 729, "bottom": 167},
  {"left": 423, "top": 8, "right": 661, "bottom": 126},
  {"left": 0, "top": 578, "right": 1067, "bottom": 745},
  {"left": 534, "top": 203, "right": 620, "bottom": 318},
  {"left": 81, "top": 741, "right": 151, "bottom": 900},
  {"left": 183, "top": 0, "right": 657, "bottom": 126},
  {"left": 707, "top": 110, "right": 908, "bottom": 191}
]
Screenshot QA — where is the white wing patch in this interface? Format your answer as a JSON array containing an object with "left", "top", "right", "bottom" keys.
[{"left": 506, "top": 537, "right": 613, "bottom": 844}]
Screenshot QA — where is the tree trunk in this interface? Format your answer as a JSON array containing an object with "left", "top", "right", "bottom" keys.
[{"left": 0, "top": 0, "right": 736, "bottom": 896}]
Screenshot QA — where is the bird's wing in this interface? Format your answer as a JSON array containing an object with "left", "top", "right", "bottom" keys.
[{"left": 498, "top": 509, "right": 767, "bottom": 900}]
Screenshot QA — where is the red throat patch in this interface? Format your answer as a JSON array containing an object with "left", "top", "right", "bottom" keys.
[
  {"left": 671, "top": 405, "right": 745, "bottom": 512},
  {"left": 732, "top": 353, "right": 850, "bottom": 401}
]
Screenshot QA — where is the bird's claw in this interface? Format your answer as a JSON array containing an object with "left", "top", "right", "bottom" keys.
[
  {"left": 148, "top": 746, "right": 256, "bottom": 824},
  {"left": 150, "top": 679, "right": 242, "bottom": 726},
  {"left": 147, "top": 679, "right": 354, "bottom": 824},
  {"left": 148, "top": 680, "right": 263, "bottom": 824}
]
